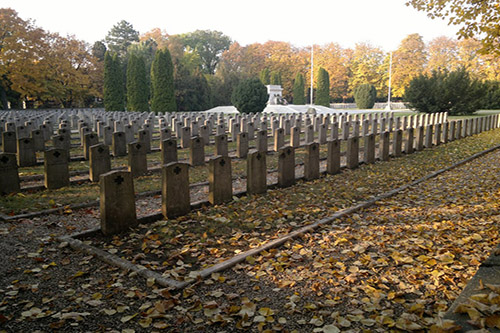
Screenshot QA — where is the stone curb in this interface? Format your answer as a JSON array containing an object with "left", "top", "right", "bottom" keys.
[{"left": 58, "top": 142, "right": 500, "bottom": 290}]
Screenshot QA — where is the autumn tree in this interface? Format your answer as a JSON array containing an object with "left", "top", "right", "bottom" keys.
[
  {"left": 292, "top": 73, "right": 305, "bottom": 105},
  {"left": 103, "top": 52, "right": 125, "bottom": 111},
  {"left": 347, "top": 43, "right": 387, "bottom": 99},
  {"left": 126, "top": 54, "right": 149, "bottom": 111},
  {"left": 313, "top": 43, "right": 350, "bottom": 101},
  {"left": 316, "top": 67, "right": 330, "bottom": 107},
  {"left": 181, "top": 30, "right": 232, "bottom": 74},
  {"left": 391, "top": 34, "right": 427, "bottom": 98},
  {"left": 150, "top": 48, "right": 176, "bottom": 112},
  {"left": 105, "top": 20, "right": 139, "bottom": 59},
  {"left": 406, "top": 0, "right": 500, "bottom": 54},
  {"left": 426, "top": 36, "right": 458, "bottom": 73}
]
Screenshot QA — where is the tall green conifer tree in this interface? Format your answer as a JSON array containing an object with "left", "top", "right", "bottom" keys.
[
  {"left": 293, "top": 73, "right": 305, "bottom": 104},
  {"left": 126, "top": 54, "right": 149, "bottom": 111},
  {"left": 103, "top": 52, "right": 125, "bottom": 111},
  {"left": 316, "top": 67, "right": 330, "bottom": 107},
  {"left": 150, "top": 48, "right": 176, "bottom": 112}
]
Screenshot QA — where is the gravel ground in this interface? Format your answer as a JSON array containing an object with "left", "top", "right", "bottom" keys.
[{"left": 1, "top": 140, "right": 499, "bottom": 332}]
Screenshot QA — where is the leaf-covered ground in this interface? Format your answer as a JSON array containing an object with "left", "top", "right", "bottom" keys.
[{"left": 1, "top": 129, "right": 500, "bottom": 332}]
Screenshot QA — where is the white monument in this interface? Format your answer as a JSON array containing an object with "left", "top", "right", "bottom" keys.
[{"left": 266, "top": 85, "right": 283, "bottom": 105}]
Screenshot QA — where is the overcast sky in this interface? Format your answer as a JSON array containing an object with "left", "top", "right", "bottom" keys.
[{"left": 3, "top": 0, "right": 460, "bottom": 51}]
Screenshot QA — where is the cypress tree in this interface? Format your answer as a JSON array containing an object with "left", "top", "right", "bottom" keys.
[
  {"left": 103, "top": 52, "right": 125, "bottom": 111},
  {"left": 150, "top": 48, "right": 176, "bottom": 112},
  {"left": 354, "top": 84, "right": 377, "bottom": 109},
  {"left": 259, "top": 68, "right": 270, "bottom": 85},
  {"left": 126, "top": 54, "right": 149, "bottom": 111},
  {"left": 270, "top": 71, "right": 282, "bottom": 85},
  {"left": 316, "top": 67, "right": 330, "bottom": 107},
  {"left": 292, "top": 73, "right": 305, "bottom": 105}
]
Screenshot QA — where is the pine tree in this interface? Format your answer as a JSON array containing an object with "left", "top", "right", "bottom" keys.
[
  {"left": 126, "top": 54, "right": 149, "bottom": 111},
  {"left": 103, "top": 52, "right": 125, "bottom": 111},
  {"left": 292, "top": 73, "right": 305, "bottom": 105},
  {"left": 316, "top": 67, "right": 330, "bottom": 107},
  {"left": 150, "top": 48, "right": 176, "bottom": 112}
]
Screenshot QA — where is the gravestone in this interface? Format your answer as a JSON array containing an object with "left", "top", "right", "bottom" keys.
[
  {"left": 180, "top": 126, "right": 191, "bottom": 148},
  {"left": 380, "top": 131, "right": 390, "bottom": 161},
  {"left": 208, "top": 155, "right": 233, "bottom": 205},
  {"left": 393, "top": 130, "right": 403, "bottom": 157},
  {"left": 17, "top": 138, "right": 37, "bottom": 167},
  {"left": 214, "top": 134, "right": 229, "bottom": 157},
  {"left": 415, "top": 126, "right": 425, "bottom": 151},
  {"left": 31, "top": 130, "right": 45, "bottom": 152},
  {"left": 161, "top": 138, "right": 178, "bottom": 165},
  {"left": 89, "top": 144, "right": 111, "bottom": 182},
  {"left": 278, "top": 146, "right": 295, "bottom": 188},
  {"left": 100, "top": 171, "right": 137, "bottom": 235},
  {"left": 247, "top": 150, "right": 267, "bottom": 194},
  {"left": 256, "top": 130, "right": 268, "bottom": 153},
  {"left": 290, "top": 126, "right": 300, "bottom": 148},
  {"left": 2, "top": 132, "right": 17, "bottom": 153},
  {"left": 327, "top": 139, "right": 341, "bottom": 174},
  {"left": 274, "top": 128, "right": 285, "bottom": 152},
  {"left": 103, "top": 126, "right": 113, "bottom": 146},
  {"left": 434, "top": 123, "right": 442, "bottom": 146},
  {"left": 44, "top": 148, "right": 70, "bottom": 189},
  {"left": 236, "top": 132, "right": 248, "bottom": 158},
  {"left": 138, "top": 129, "right": 151, "bottom": 153},
  {"left": 83, "top": 132, "right": 99, "bottom": 160},
  {"left": 346, "top": 136, "right": 359, "bottom": 169},
  {"left": 0, "top": 153, "right": 20, "bottom": 195},
  {"left": 128, "top": 142, "right": 148, "bottom": 178},
  {"left": 304, "top": 142, "right": 320, "bottom": 181},
  {"left": 189, "top": 136, "right": 205, "bottom": 166},
  {"left": 305, "top": 125, "right": 314, "bottom": 144},
  {"left": 162, "top": 162, "right": 190, "bottom": 218},
  {"left": 364, "top": 134, "right": 376, "bottom": 164},
  {"left": 112, "top": 132, "right": 127, "bottom": 157},
  {"left": 160, "top": 128, "right": 172, "bottom": 142},
  {"left": 425, "top": 125, "right": 433, "bottom": 148},
  {"left": 405, "top": 128, "right": 414, "bottom": 154}
]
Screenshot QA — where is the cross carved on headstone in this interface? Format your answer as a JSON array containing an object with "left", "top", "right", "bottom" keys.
[
  {"left": 53, "top": 151, "right": 61, "bottom": 158},
  {"left": 98, "top": 147, "right": 104, "bottom": 153},
  {"left": 256, "top": 153, "right": 261, "bottom": 160},
  {"left": 173, "top": 166, "right": 182, "bottom": 175},
  {"left": 0, "top": 156, "right": 9, "bottom": 163},
  {"left": 114, "top": 175, "right": 124, "bottom": 185},
  {"left": 219, "top": 159, "right": 226, "bottom": 167}
]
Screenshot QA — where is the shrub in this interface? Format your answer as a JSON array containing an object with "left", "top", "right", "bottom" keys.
[
  {"left": 316, "top": 67, "right": 330, "bottom": 107},
  {"left": 404, "top": 68, "right": 484, "bottom": 115},
  {"left": 293, "top": 73, "right": 305, "bottom": 105},
  {"left": 231, "top": 78, "right": 268, "bottom": 113},
  {"left": 354, "top": 84, "right": 377, "bottom": 109}
]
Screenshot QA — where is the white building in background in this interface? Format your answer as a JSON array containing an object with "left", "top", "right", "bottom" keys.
[{"left": 266, "top": 85, "right": 283, "bottom": 105}]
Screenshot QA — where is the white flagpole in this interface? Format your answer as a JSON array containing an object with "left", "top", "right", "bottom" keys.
[
  {"left": 310, "top": 45, "right": 314, "bottom": 105},
  {"left": 386, "top": 52, "right": 393, "bottom": 110}
]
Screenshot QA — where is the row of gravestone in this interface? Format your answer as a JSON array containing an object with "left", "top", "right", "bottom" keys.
[
  {"left": 1, "top": 111, "right": 469, "bottom": 197},
  {"left": 97, "top": 113, "right": 498, "bottom": 235}
]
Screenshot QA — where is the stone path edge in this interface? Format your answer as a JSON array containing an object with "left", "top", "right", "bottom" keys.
[{"left": 55, "top": 142, "right": 500, "bottom": 291}]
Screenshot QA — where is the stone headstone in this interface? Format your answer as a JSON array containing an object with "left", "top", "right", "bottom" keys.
[
  {"left": 304, "top": 142, "right": 320, "bottom": 181},
  {"left": 305, "top": 125, "right": 314, "bottom": 144},
  {"left": 256, "top": 130, "right": 268, "bottom": 153},
  {"left": 17, "top": 137, "right": 37, "bottom": 167},
  {"left": 2, "top": 131, "right": 17, "bottom": 153},
  {"left": 128, "top": 142, "right": 148, "bottom": 178},
  {"left": 346, "top": 136, "right": 359, "bottom": 169},
  {"left": 83, "top": 132, "right": 99, "bottom": 160},
  {"left": 393, "top": 129, "right": 403, "bottom": 157},
  {"left": 274, "top": 128, "right": 285, "bottom": 152},
  {"left": 364, "top": 134, "right": 376, "bottom": 164},
  {"left": 278, "top": 146, "right": 295, "bottom": 188},
  {"left": 415, "top": 126, "right": 425, "bottom": 151},
  {"left": 44, "top": 148, "right": 70, "bottom": 189},
  {"left": 214, "top": 134, "right": 228, "bottom": 157},
  {"left": 405, "top": 128, "right": 414, "bottom": 154},
  {"left": 0, "top": 153, "right": 20, "bottom": 195},
  {"left": 161, "top": 138, "right": 178, "bottom": 165},
  {"left": 327, "top": 139, "right": 341, "bottom": 174},
  {"left": 162, "top": 162, "right": 190, "bottom": 218},
  {"left": 100, "top": 170, "right": 137, "bottom": 235},
  {"left": 180, "top": 126, "right": 191, "bottom": 148},
  {"left": 89, "top": 144, "right": 111, "bottom": 182},
  {"left": 247, "top": 150, "right": 267, "bottom": 194},
  {"left": 425, "top": 125, "right": 433, "bottom": 148},
  {"left": 112, "top": 132, "right": 127, "bottom": 157},
  {"left": 189, "top": 136, "right": 205, "bottom": 166},
  {"left": 208, "top": 155, "right": 233, "bottom": 205},
  {"left": 236, "top": 132, "right": 248, "bottom": 158},
  {"left": 380, "top": 131, "right": 390, "bottom": 161}
]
